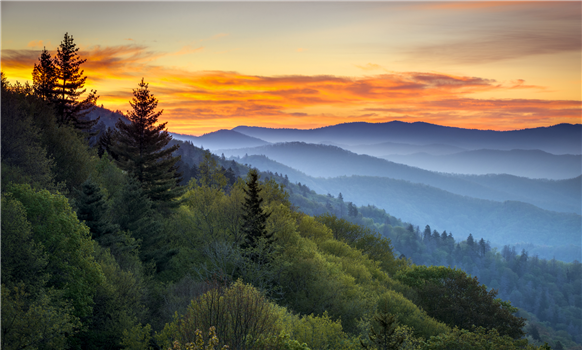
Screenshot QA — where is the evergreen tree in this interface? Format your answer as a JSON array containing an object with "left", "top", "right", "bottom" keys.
[
  {"left": 75, "top": 178, "right": 117, "bottom": 240},
  {"left": 97, "top": 127, "right": 117, "bottom": 159},
  {"left": 53, "top": 32, "right": 99, "bottom": 131},
  {"left": 467, "top": 234, "right": 475, "bottom": 247},
  {"left": 112, "top": 78, "right": 184, "bottom": 209},
  {"left": 423, "top": 225, "right": 432, "bottom": 242},
  {"left": 240, "top": 169, "right": 272, "bottom": 255},
  {"left": 32, "top": 47, "right": 57, "bottom": 103},
  {"left": 361, "top": 312, "right": 405, "bottom": 350},
  {"left": 111, "top": 177, "right": 174, "bottom": 272}
]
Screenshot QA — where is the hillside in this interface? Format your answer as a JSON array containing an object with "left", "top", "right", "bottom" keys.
[{"left": 236, "top": 154, "right": 581, "bottom": 253}]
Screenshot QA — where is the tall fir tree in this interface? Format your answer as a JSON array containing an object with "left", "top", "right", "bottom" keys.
[
  {"left": 32, "top": 47, "right": 57, "bottom": 103},
  {"left": 111, "top": 177, "right": 175, "bottom": 272},
  {"left": 76, "top": 178, "right": 118, "bottom": 240},
  {"left": 240, "top": 169, "right": 272, "bottom": 255},
  {"left": 53, "top": 32, "right": 99, "bottom": 131},
  {"left": 361, "top": 312, "right": 405, "bottom": 350},
  {"left": 112, "top": 78, "right": 184, "bottom": 209}
]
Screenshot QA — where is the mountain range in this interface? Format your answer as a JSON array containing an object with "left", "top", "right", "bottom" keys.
[{"left": 233, "top": 121, "right": 581, "bottom": 154}]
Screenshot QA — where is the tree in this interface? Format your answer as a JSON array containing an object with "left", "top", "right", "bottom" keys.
[
  {"left": 420, "top": 327, "right": 548, "bottom": 350},
  {"left": 111, "top": 177, "right": 174, "bottom": 272},
  {"left": 75, "top": 178, "right": 118, "bottom": 240},
  {"left": 1, "top": 78, "right": 57, "bottom": 191},
  {"left": 395, "top": 266, "right": 526, "bottom": 338},
  {"left": 156, "top": 280, "right": 280, "bottom": 350},
  {"left": 361, "top": 312, "right": 405, "bottom": 350},
  {"left": 53, "top": 32, "right": 99, "bottom": 131},
  {"left": 240, "top": 169, "right": 273, "bottom": 257},
  {"left": 112, "top": 78, "right": 184, "bottom": 208},
  {"left": 32, "top": 47, "right": 57, "bottom": 102},
  {"left": 5, "top": 183, "right": 104, "bottom": 320}
]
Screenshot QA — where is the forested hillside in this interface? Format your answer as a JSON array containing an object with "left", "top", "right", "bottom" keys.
[
  {"left": 233, "top": 154, "right": 581, "bottom": 260},
  {"left": 2, "top": 34, "right": 578, "bottom": 350},
  {"left": 222, "top": 143, "right": 581, "bottom": 215}
]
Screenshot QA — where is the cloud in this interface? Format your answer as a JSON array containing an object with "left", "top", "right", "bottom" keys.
[
  {"left": 27, "top": 40, "right": 47, "bottom": 48},
  {"left": 2, "top": 43, "right": 578, "bottom": 134},
  {"left": 406, "top": 31, "right": 581, "bottom": 65},
  {"left": 355, "top": 63, "right": 383, "bottom": 71}
]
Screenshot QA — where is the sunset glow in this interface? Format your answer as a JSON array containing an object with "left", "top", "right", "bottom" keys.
[{"left": 2, "top": 1, "right": 580, "bottom": 135}]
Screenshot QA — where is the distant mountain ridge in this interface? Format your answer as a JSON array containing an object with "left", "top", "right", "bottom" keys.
[
  {"left": 223, "top": 142, "right": 581, "bottom": 214},
  {"left": 233, "top": 121, "right": 582, "bottom": 154},
  {"left": 382, "top": 149, "right": 582, "bottom": 180},
  {"left": 170, "top": 129, "right": 270, "bottom": 150}
]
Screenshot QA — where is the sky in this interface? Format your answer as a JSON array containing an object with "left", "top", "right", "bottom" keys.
[{"left": 2, "top": 1, "right": 581, "bottom": 135}]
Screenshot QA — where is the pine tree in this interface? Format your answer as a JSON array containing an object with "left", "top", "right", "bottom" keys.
[
  {"left": 111, "top": 177, "right": 175, "bottom": 272},
  {"left": 361, "top": 312, "right": 405, "bottom": 350},
  {"left": 32, "top": 47, "right": 57, "bottom": 102},
  {"left": 76, "top": 178, "right": 117, "bottom": 240},
  {"left": 112, "top": 78, "right": 184, "bottom": 208},
  {"left": 53, "top": 32, "right": 99, "bottom": 131},
  {"left": 241, "top": 169, "right": 272, "bottom": 255}
]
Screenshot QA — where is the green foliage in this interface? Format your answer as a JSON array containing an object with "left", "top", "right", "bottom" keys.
[
  {"left": 420, "top": 327, "right": 547, "bottom": 350},
  {"left": 1, "top": 79, "right": 60, "bottom": 191},
  {"left": 1, "top": 194, "right": 48, "bottom": 293},
  {"left": 6, "top": 183, "right": 105, "bottom": 319},
  {"left": 1, "top": 284, "right": 80, "bottom": 350},
  {"left": 121, "top": 323, "right": 153, "bottom": 350},
  {"left": 111, "top": 177, "right": 174, "bottom": 272},
  {"left": 198, "top": 151, "right": 228, "bottom": 190},
  {"left": 241, "top": 169, "right": 273, "bottom": 259},
  {"left": 315, "top": 213, "right": 405, "bottom": 275},
  {"left": 374, "top": 290, "right": 450, "bottom": 339},
  {"left": 93, "top": 152, "right": 127, "bottom": 200},
  {"left": 360, "top": 312, "right": 405, "bottom": 350},
  {"left": 277, "top": 311, "right": 359, "bottom": 350},
  {"left": 156, "top": 280, "right": 281, "bottom": 350},
  {"left": 395, "top": 266, "right": 526, "bottom": 339},
  {"left": 76, "top": 178, "right": 118, "bottom": 240},
  {"left": 76, "top": 244, "right": 147, "bottom": 350}
]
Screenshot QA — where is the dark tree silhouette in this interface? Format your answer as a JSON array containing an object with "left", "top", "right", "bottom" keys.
[
  {"left": 112, "top": 78, "right": 183, "bottom": 208},
  {"left": 53, "top": 32, "right": 99, "bottom": 131},
  {"left": 32, "top": 47, "right": 57, "bottom": 102}
]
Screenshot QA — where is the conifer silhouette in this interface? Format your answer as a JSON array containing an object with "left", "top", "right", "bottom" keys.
[
  {"left": 53, "top": 32, "right": 99, "bottom": 131},
  {"left": 112, "top": 78, "right": 183, "bottom": 208}
]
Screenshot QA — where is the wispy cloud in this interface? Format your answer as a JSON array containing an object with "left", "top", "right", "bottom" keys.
[
  {"left": 355, "top": 63, "right": 383, "bottom": 71},
  {"left": 27, "top": 40, "right": 49, "bottom": 48},
  {"left": 406, "top": 31, "right": 581, "bottom": 65}
]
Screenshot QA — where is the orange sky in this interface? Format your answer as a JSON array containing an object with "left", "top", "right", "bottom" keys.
[{"left": 2, "top": 2, "right": 580, "bottom": 135}]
